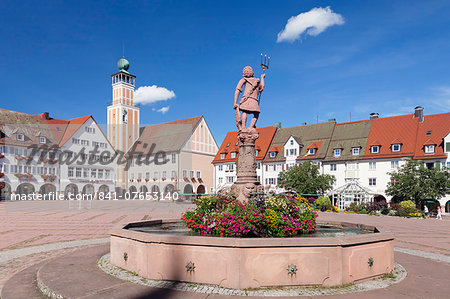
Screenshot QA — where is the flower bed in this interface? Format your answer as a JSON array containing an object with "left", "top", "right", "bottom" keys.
[
  {"left": 344, "top": 200, "right": 424, "bottom": 218},
  {"left": 181, "top": 195, "right": 317, "bottom": 238}
]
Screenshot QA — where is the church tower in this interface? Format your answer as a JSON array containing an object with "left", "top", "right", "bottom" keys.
[{"left": 107, "top": 57, "right": 140, "bottom": 192}]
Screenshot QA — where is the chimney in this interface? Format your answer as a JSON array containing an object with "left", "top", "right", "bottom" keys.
[
  {"left": 38, "top": 112, "right": 50, "bottom": 120},
  {"left": 370, "top": 113, "right": 379, "bottom": 120},
  {"left": 302, "top": 122, "right": 307, "bottom": 126},
  {"left": 414, "top": 106, "right": 424, "bottom": 122},
  {"left": 274, "top": 122, "right": 282, "bottom": 129}
]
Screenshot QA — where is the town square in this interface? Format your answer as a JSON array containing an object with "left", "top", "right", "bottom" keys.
[{"left": 1, "top": 1, "right": 449, "bottom": 298}]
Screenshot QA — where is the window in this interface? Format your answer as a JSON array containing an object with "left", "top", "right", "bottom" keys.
[
  {"left": 196, "top": 171, "right": 201, "bottom": 178},
  {"left": 370, "top": 146, "right": 380, "bottom": 154},
  {"left": 189, "top": 170, "right": 194, "bottom": 178},
  {"left": 68, "top": 167, "right": 74, "bottom": 177},
  {"left": 369, "top": 178, "right": 377, "bottom": 186},
  {"left": 424, "top": 145, "right": 435, "bottom": 154},
  {"left": 171, "top": 171, "right": 176, "bottom": 178},
  {"left": 227, "top": 164, "right": 234, "bottom": 171},
  {"left": 154, "top": 171, "right": 159, "bottom": 179},
  {"left": 289, "top": 149, "right": 295, "bottom": 156},
  {"left": 352, "top": 147, "right": 360, "bottom": 155},
  {"left": 277, "top": 164, "right": 282, "bottom": 171},
  {"left": 226, "top": 176, "right": 234, "bottom": 183},
  {"left": 231, "top": 152, "right": 236, "bottom": 158},
  {"left": 268, "top": 178, "right": 276, "bottom": 185},
  {"left": 426, "top": 130, "right": 432, "bottom": 135},
  {"left": 85, "top": 127, "right": 95, "bottom": 133},
  {"left": 392, "top": 144, "right": 401, "bottom": 152},
  {"left": 334, "top": 149, "right": 341, "bottom": 157},
  {"left": 347, "top": 162, "right": 358, "bottom": 170},
  {"left": 91, "top": 169, "right": 97, "bottom": 178},
  {"left": 162, "top": 171, "right": 167, "bottom": 179},
  {"left": 290, "top": 140, "right": 294, "bottom": 145},
  {"left": 76, "top": 168, "right": 82, "bottom": 178},
  {"left": 105, "top": 170, "right": 111, "bottom": 179},
  {"left": 256, "top": 163, "right": 261, "bottom": 169},
  {"left": 255, "top": 150, "right": 259, "bottom": 156},
  {"left": 0, "top": 145, "right": 5, "bottom": 154},
  {"left": 218, "top": 177, "right": 223, "bottom": 184},
  {"left": 98, "top": 169, "right": 104, "bottom": 179},
  {"left": 220, "top": 153, "right": 225, "bottom": 159},
  {"left": 226, "top": 143, "right": 230, "bottom": 147},
  {"left": 369, "top": 161, "right": 376, "bottom": 170},
  {"left": 308, "top": 148, "right": 316, "bottom": 155},
  {"left": 83, "top": 168, "right": 89, "bottom": 178},
  {"left": 391, "top": 160, "right": 399, "bottom": 169},
  {"left": 330, "top": 164, "right": 337, "bottom": 171},
  {"left": 171, "top": 154, "right": 176, "bottom": 163},
  {"left": 269, "top": 152, "right": 276, "bottom": 158},
  {"left": 39, "top": 137, "right": 46, "bottom": 144},
  {"left": 183, "top": 170, "right": 187, "bottom": 178},
  {"left": 17, "top": 134, "right": 24, "bottom": 141},
  {"left": 218, "top": 165, "right": 223, "bottom": 171},
  {"left": 445, "top": 142, "right": 450, "bottom": 152}
]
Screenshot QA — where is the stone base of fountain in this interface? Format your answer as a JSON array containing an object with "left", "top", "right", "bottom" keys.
[{"left": 110, "top": 219, "right": 394, "bottom": 289}]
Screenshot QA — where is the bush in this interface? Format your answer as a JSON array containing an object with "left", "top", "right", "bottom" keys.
[
  {"left": 399, "top": 200, "right": 418, "bottom": 214},
  {"left": 182, "top": 194, "right": 317, "bottom": 238},
  {"left": 365, "top": 201, "right": 389, "bottom": 214},
  {"left": 314, "top": 196, "right": 332, "bottom": 211}
]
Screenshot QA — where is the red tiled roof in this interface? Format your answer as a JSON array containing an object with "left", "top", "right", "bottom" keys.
[
  {"left": 212, "top": 126, "right": 277, "bottom": 163},
  {"left": 364, "top": 114, "right": 419, "bottom": 159},
  {"left": 413, "top": 113, "right": 450, "bottom": 160},
  {"left": 307, "top": 141, "right": 322, "bottom": 149},
  {"left": 58, "top": 115, "right": 92, "bottom": 146}
]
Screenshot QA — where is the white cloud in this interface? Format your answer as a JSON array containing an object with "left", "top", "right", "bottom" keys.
[
  {"left": 156, "top": 106, "right": 170, "bottom": 114},
  {"left": 134, "top": 85, "right": 176, "bottom": 105},
  {"left": 277, "top": 7, "right": 344, "bottom": 43}
]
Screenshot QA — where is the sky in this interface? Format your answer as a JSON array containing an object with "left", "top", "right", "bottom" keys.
[{"left": 1, "top": 0, "right": 450, "bottom": 144}]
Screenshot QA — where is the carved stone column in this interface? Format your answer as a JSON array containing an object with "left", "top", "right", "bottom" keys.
[{"left": 231, "top": 128, "right": 262, "bottom": 202}]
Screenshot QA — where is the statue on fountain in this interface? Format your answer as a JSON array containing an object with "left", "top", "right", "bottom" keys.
[{"left": 231, "top": 55, "right": 269, "bottom": 203}]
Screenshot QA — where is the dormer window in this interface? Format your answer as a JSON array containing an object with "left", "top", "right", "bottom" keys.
[
  {"left": 231, "top": 152, "right": 236, "bottom": 158},
  {"left": 424, "top": 145, "right": 435, "bottom": 154},
  {"left": 269, "top": 151, "right": 276, "bottom": 158},
  {"left": 255, "top": 150, "right": 259, "bottom": 156},
  {"left": 352, "top": 147, "right": 360, "bottom": 155},
  {"left": 17, "top": 134, "right": 24, "bottom": 141},
  {"left": 226, "top": 143, "right": 230, "bottom": 147},
  {"left": 370, "top": 146, "right": 380, "bottom": 154},
  {"left": 220, "top": 153, "right": 225, "bottom": 159},
  {"left": 334, "top": 149, "right": 341, "bottom": 157},
  {"left": 391, "top": 144, "right": 401, "bottom": 152},
  {"left": 39, "top": 137, "right": 46, "bottom": 144},
  {"left": 307, "top": 148, "right": 316, "bottom": 155}
]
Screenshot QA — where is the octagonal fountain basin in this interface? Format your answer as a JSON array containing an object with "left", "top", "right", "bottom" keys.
[{"left": 110, "top": 219, "right": 394, "bottom": 289}]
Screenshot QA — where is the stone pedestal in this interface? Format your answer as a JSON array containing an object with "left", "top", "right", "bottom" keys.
[{"left": 231, "top": 128, "right": 262, "bottom": 202}]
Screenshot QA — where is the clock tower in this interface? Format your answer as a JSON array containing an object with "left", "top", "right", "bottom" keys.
[{"left": 107, "top": 56, "right": 140, "bottom": 193}]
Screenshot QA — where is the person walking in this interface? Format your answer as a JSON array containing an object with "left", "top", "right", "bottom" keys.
[
  {"left": 437, "top": 206, "right": 442, "bottom": 220},
  {"left": 424, "top": 205, "right": 429, "bottom": 218}
]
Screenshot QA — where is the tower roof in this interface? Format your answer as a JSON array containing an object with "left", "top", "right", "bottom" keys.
[{"left": 117, "top": 56, "right": 130, "bottom": 73}]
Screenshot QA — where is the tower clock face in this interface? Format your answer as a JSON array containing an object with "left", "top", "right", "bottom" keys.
[{"left": 122, "top": 109, "right": 128, "bottom": 124}]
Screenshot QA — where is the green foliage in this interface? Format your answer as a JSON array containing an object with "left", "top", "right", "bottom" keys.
[
  {"left": 314, "top": 196, "right": 332, "bottom": 211},
  {"left": 399, "top": 200, "right": 417, "bottom": 214},
  {"left": 182, "top": 195, "right": 317, "bottom": 238},
  {"left": 278, "top": 161, "right": 335, "bottom": 194},
  {"left": 386, "top": 160, "right": 450, "bottom": 206}
]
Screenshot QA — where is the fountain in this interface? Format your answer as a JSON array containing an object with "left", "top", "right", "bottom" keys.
[{"left": 110, "top": 58, "right": 394, "bottom": 290}]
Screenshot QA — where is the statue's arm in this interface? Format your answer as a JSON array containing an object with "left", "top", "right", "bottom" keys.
[
  {"left": 259, "top": 73, "right": 266, "bottom": 92},
  {"left": 234, "top": 78, "right": 245, "bottom": 109}
]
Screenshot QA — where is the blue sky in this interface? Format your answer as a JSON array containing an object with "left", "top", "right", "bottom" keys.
[{"left": 1, "top": 0, "right": 450, "bottom": 144}]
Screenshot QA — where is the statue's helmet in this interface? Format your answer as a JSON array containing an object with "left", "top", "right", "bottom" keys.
[{"left": 242, "top": 66, "right": 254, "bottom": 78}]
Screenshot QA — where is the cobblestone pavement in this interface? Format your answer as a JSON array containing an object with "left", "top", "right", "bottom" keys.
[{"left": 0, "top": 200, "right": 449, "bottom": 298}]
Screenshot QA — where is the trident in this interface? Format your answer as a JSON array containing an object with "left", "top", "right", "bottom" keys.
[{"left": 260, "top": 53, "right": 270, "bottom": 73}]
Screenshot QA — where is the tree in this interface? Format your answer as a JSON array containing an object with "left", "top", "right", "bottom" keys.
[
  {"left": 278, "top": 161, "right": 335, "bottom": 194},
  {"left": 386, "top": 160, "right": 450, "bottom": 206}
]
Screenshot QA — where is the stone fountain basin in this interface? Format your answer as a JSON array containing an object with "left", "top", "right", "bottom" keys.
[{"left": 110, "top": 219, "right": 394, "bottom": 289}]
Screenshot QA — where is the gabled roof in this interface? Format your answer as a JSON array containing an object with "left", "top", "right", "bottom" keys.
[
  {"left": 413, "top": 112, "right": 450, "bottom": 160},
  {"left": 0, "top": 108, "right": 60, "bottom": 147},
  {"left": 264, "top": 122, "right": 335, "bottom": 162},
  {"left": 212, "top": 126, "right": 277, "bottom": 164},
  {"left": 57, "top": 115, "right": 92, "bottom": 146},
  {"left": 324, "top": 119, "right": 371, "bottom": 162},
  {"left": 363, "top": 114, "right": 418, "bottom": 159},
  {"left": 129, "top": 116, "right": 203, "bottom": 155}
]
